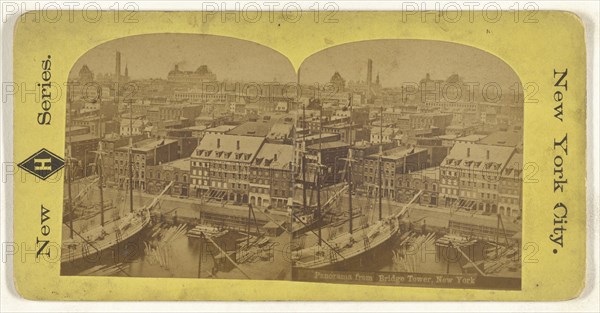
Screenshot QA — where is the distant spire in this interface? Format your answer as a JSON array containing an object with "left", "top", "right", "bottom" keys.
[{"left": 125, "top": 64, "right": 129, "bottom": 78}]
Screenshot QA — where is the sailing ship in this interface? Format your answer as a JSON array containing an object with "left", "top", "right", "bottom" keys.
[
  {"left": 292, "top": 97, "right": 330, "bottom": 236},
  {"left": 62, "top": 101, "right": 172, "bottom": 264},
  {"left": 61, "top": 140, "right": 173, "bottom": 263},
  {"left": 292, "top": 103, "right": 421, "bottom": 269},
  {"left": 291, "top": 183, "right": 347, "bottom": 235}
]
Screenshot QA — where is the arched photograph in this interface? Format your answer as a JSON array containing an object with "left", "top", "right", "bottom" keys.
[
  {"left": 61, "top": 34, "right": 297, "bottom": 280},
  {"left": 291, "top": 39, "right": 523, "bottom": 290}
]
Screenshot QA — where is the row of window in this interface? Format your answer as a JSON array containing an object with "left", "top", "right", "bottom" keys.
[
  {"left": 147, "top": 171, "right": 187, "bottom": 182},
  {"left": 441, "top": 187, "right": 499, "bottom": 200},
  {"left": 500, "top": 197, "right": 520, "bottom": 205},
  {"left": 116, "top": 168, "right": 144, "bottom": 178},
  {"left": 193, "top": 162, "right": 249, "bottom": 171}
]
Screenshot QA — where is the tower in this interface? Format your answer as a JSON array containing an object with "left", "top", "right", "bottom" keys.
[
  {"left": 367, "top": 59, "right": 373, "bottom": 103},
  {"left": 115, "top": 51, "right": 121, "bottom": 83}
]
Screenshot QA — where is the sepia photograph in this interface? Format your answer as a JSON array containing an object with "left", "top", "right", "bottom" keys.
[
  {"left": 60, "top": 34, "right": 523, "bottom": 289},
  {"left": 4, "top": 3, "right": 595, "bottom": 307},
  {"left": 61, "top": 34, "right": 297, "bottom": 280},
  {"left": 290, "top": 40, "right": 523, "bottom": 290}
]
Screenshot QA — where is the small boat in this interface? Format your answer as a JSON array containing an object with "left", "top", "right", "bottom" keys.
[{"left": 186, "top": 225, "right": 229, "bottom": 239}]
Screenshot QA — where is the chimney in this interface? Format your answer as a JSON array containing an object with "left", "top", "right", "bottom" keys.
[
  {"left": 367, "top": 59, "right": 373, "bottom": 101},
  {"left": 467, "top": 147, "right": 471, "bottom": 157},
  {"left": 487, "top": 150, "right": 490, "bottom": 160},
  {"left": 236, "top": 140, "right": 240, "bottom": 150},
  {"left": 217, "top": 138, "right": 221, "bottom": 149},
  {"left": 274, "top": 153, "right": 278, "bottom": 162},
  {"left": 115, "top": 51, "right": 121, "bottom": 81}
]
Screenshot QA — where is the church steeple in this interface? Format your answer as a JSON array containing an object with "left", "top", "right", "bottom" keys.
[{"left": 125, "top": 64, "right": 129, "bottom": 78}]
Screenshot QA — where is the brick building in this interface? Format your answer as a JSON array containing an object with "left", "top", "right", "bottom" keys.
[
  {"left": 146, "top": 158, "right": 191, "bottom": 197},
  {"left": 396, "top": 167, "right": 440, "bottom": 206},
  {"left": 439, "top": 142, "right": 521, "bottom": 216},
  {"left": 190, "top": 133, "right": 265, "bottom": 203},
  {"left": 305, "top": 140, "right": 350, "bottom": 187},
  {"left": 113, "top": 139, "right": 179, "bottom": 191},
  {"left": 249, "top": 143, "right": 294, "bottom": 210},
  {"left": 363, "top": 146, "right": 429, "bottom": 200}
]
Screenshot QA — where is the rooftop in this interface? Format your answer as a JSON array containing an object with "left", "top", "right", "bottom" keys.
[
  {"left": 447, "top": 123, "right": 480, "bottom": 130},
  {"left": 267, "top": 123, "right": 294, "bottom": 140},
  {"left": 307, "top": 140, "right": 349, "bottom": 150},
  {"left": 157, "top": 158, "right": 190, "bottom": 171},
  {"left": 205, "top": 125, "right": 238, "bottom": 133},
  {"left": 370, "top": 126, "right": 397, "bottom": 136},
  {"left": 479, "top": 131, "right": 522, "bottom": 147},
  {"left": 438, "top": 134, "right": 458, "bottom": 140},
  {"left": 117, "top": 138, "right": 178, "bottom": 152},
  {"left": 193, "top": 133, "right": 265, "bottom": 163},
  {"left": 254, "top": 143, "right": 294, "bottom": 170},
  {"left": 380, "top": 146, "right": 427, "bottom": 160},
  {"left": 408, "top": 167, "right": 440, "bottom": 180},
  {"left": 443, "top": 142, "right": 516, "bottom": 171},
  {"left": 227, "top": 121, "right": 275, "bottom": 137},
  {"left": 187, "top": 125, "right": 208, "bottom": 131},
  {"left": 503, "top": 152, "right": 524, "bottom": 178},
  {"left": 299, "top": 132, "right": 339, "bottom": 141},
  {"left": 66, "top": 125, "right": 89, "bottom": 133},
  {"left": 456, "top": 134, "right": 488, "bottom": 142},
  {"left": 69, "top": 133, "right": 100, "bottom": 143}
]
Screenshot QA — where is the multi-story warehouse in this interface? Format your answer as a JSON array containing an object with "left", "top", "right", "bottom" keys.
[
  {"left": 190, "top": 133, "right": 265, "bottom": 203},
  {"left": 396, "top": 167, "right": 440, "bottom": 206},
  {"left": 68, "top": 133, "right": 100, "bottom": 179},
  {"left": 498, "top": 152, "right": 523, "bottom": 218},
  {"left": 439, "top": 142, "right": 521, "bottom": 216},
  {"left": 146, "top": 158, "right": 190, "bottom": 197},
  {"left": 249, "top": 143, "right": 294, "bottom": 210},
  {"left": 305, "top": 140, "right": 350, "bottom": 187},
  {"left": 113, "top": 138, "right": 179, "bottom": 191},
  {"left": 363, "top": 146, "right": 429, "bottom": 200},
  {"left": 159, "top": 103, "right": 203, "bottom": 122}
]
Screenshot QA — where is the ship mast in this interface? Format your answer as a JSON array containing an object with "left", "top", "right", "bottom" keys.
[
  {"left": 98, "top": 141, "right": 105, "bottom": 226},
  {"left": 67, "top": 103, "right": 74, "bottom": 239},
  {"left": 316, "top": 99, "right": 323, "bottom": 246},
  {"left": 300, "top": 70, "right": 308, "bottom": 220},
  {"left": 128, "top": 99, "right": 134, "bottom": 213},
  {"left": 347, "top": 95, "right": 354, "bottom": 234},
  {"left": 378, "top": 105, "right": 383, "bottom": 221}
]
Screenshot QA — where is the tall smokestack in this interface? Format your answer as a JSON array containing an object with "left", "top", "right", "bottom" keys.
[
  {"left": 367, "top": 59, "right": 373, "bottom": 103},
  {"left": 115, "top": 51, "right": 121, "bottom": 83}
]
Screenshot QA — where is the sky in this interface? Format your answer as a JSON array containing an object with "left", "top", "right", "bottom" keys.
[
  {"left": 298, "top": 39, "right": 521, "bottom": 88},
  {"left": 70, "top": 35, "right": 521, "bottom": 89},
  {"left": 69, "top": 33, "right": 296, "bottom": 83}
]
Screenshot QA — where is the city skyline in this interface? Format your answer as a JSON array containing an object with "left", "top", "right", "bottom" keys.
[
  {"left": 299, "top": 39, "right": 522, "bottom": 89},
  {"left": 69, "top": 33, "right": 297, "bottom": 83},
  {"left": 70, "top": 35, "right": 522, "bottom": 92}
]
